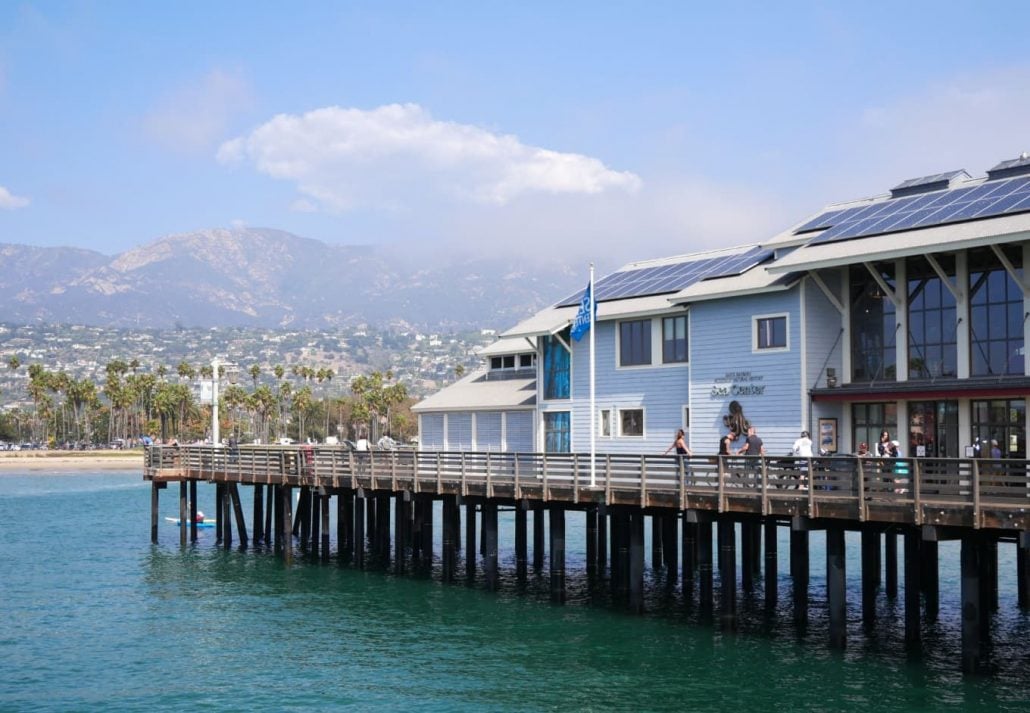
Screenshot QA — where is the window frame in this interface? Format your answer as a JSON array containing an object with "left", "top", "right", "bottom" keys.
[
  {"left": 661, "top": 314, "right": 689, "bottom": 364},
  {"left": 617, "top": 319, "right": 652, "bottom": 368},
  {"left": 753, "top": 313, "right": 790, "bottom": 353},
  {"left": 618, "top": 407, "right": 645, "bottom": 438},
  {"left": 598, "top": 408, "right": 612, "bottom": 438}
]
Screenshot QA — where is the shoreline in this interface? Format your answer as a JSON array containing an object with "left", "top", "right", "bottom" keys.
[{"left": 0, "top": 451, "right": 144, "bottom": 472}]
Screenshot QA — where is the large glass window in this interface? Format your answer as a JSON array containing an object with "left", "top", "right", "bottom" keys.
[
  {"left": 619, "top": 319, "right": 652, "bottom": 366},
  {"left": 851, "top": 265, "right": 896, "bottom": 381},
  {"left": 543, "top": 411, "right": 571, "bottom": 453},
  {"left": 852, "top": 402, "right": 898, "bottom": 455},
  {"left": 908, "top": 400, "right": 958, "bottom": 458},
  {"left": 972, "top": 399, "right": 1026, "bottom": 460},
  {"left": 907, "top": 256, "right": 957, "bottom": 380},
  {"left": 969, "top": 247, "right": 1024, "bottom": 376},
  {"left": 662, "top": 315, "right": 688, "bottom": 363},
  {"left": 542, "top": 329, "right": 570, "bottom": 400}
]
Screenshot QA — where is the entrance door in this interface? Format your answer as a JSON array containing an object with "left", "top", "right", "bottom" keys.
[{"left": 908, "top": 400, "right": 958, "bottom": 457}]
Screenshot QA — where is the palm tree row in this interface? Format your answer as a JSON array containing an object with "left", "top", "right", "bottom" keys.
[{"left": 1, "top": 358, "right": 413, "bottom": 447}]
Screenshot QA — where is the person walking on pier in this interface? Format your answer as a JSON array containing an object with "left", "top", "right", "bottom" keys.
[
  {"left": 792, "top": 430, "right": 814, "bottom": 458},
  {"left": 664, "top": 429, "right": 692, "bottom": 456}
]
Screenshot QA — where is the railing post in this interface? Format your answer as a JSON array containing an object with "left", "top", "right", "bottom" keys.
[
  {"left": 972, "top": 459, "right": 981, "bottom": 529},
  {"left": 679, "top": 456, "right": 686, "bottom": 510},
  {"left": 604, "top": 454, "right": 612, "bottom": 506},
  {"left": 514, "top": 453, "right": 521, "bottom": 499},
  {"left": 913, "top": 458, "right": 922, "bottom": 526},
  {"left": 573, "top": 455, "right": 580, "bottom": 504},
  {"left": 808, "top": 457, "right": 816, "bottom": 517},
  {"left": 717, "top": 455, "right": 726, "bottom": 513},
  {"left": 857, "top": 456, "right": 866, "bottom": 522},
  {"left": 761, "top": 456, "right": 769, "bottom": 516},
  {"left": 486, "top": 452, "right": 493, "bottom": 499},
  {"left": 391, "top": 451, "right": 397, "bottom": 492},
  {"left": 543, "top": 453, "right": 549, "bottom": 502},
  {"left": 349, "top": 450, "right": 357, "bottom": 490},
  {"left": 640, "top": 455, "right": 647, "bottom": 508},
  {"left": 460, "top": 452, "right": 466, "bottom": 496}
]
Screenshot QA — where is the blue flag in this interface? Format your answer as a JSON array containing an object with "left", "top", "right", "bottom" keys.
[{"left": 570, "top": 281, "right": 594, "bottom": 341}]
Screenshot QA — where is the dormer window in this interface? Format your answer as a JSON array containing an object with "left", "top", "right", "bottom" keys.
[{"left": 490, "top": 353, "right": 534, "bottom": 371}]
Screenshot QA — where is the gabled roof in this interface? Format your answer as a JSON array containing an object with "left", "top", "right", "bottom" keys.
[
  {"left": 475, "top": 336, "right": 537, "bottom": 357},
  {"left": 412, "top": 371, "right": 536, "bottom": 412}
]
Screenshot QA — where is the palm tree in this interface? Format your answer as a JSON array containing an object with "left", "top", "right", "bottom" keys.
[{"left": 248, "top": 364, "right": 261, "bottom": 389}]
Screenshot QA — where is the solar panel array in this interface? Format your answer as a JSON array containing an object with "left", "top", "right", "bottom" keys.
[
  {"left": 795, "top": 174, "right": 1030, "bottom": 245},
  {"left": 559, "top": 246, "right": 773, "bottom": 307}
]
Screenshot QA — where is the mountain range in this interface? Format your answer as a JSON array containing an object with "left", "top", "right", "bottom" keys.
[{"left": 0, "top": 228, "right": 580, "bottom": 331}]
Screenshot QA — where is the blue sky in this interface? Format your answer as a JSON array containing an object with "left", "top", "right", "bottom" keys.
[{"left": 2, "top": 1, "right": 1029, "bottom": 268}]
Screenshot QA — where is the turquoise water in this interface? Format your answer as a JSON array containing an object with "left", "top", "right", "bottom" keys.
[{"left": 1, "top": 471, "right": 1028, "bottom": 712}]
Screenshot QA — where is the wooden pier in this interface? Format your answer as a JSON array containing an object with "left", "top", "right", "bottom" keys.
[{"left": 145, "top": 444, "right": 1030, "bottom": 674}]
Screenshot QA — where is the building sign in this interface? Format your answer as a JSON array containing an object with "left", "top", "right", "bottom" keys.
[{"left": 710, "top": 370, "right": 766, "bottom": 398}]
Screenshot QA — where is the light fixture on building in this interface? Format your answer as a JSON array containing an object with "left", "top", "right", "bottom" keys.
[{"left": 826, "top": 367, "right": 838, "bottom": 388}]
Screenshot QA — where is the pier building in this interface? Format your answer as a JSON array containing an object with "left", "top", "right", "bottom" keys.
[{"left": 415, "top": 155, "right": 1030, "bottom": 462}]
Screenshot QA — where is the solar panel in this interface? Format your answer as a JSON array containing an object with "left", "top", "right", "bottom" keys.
[
  {"left": 558, "top": 246, "right": 774, "bottom": 306},
  {"left": 801, "top": 175, "right": 1030, "bottom": 246}
]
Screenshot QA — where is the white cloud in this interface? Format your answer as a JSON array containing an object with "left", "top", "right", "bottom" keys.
[
  {"left": 0, "top": 185, "right": 29, "bottom": 209},
  {"left": 144, "top": 68, "right": 253, "bottom": 153},
  {"left": 217, "top": 103, "right": 641, "bottom": 211}
]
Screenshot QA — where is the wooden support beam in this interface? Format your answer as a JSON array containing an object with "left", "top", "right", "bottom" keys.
[
  {"left": 466, "top": 500, "right": 477, "bottom": 578},
  {"left": 885, "top": 530, "right": 898, "bottom": 599},
  {"left": 253, "top": 483, "right": 264, "bottom": 545},
  {"left": 791, "top": 529, "right": 809, "bottom": 627},
  {"left": 264, "top": 484, "right": 273, "bottom": 546},
  {"left": 353, "top": 492, "right": 365, "bottom": 569},
  {"left": 961, "top": 533, "right": 983, "bottom": 674},
  {"left": 229, "top": 483, "right": 248, "bottom": 547},
  {"left": 533, "top": 503, "right": 545, "bottom": 570},
  {"left": 718, "top": 519, "right": 736, "bottom": 629},
  {"left": 483, "top": 500, "right": 498, "bottom": 591},
  {"left": 442, "top": 496, "right": 455, "bottom": 583},
  {"left": 697, "top": 521, "right": 713, "bottom": 619},
  {"left": 663, "top": 513, "right": 678, "bottom": 584},
  {"left": 189, "top": 481, "right": 198, "bottom": 543},
  {"left": 550, "top": 505, "right": 566, "bottom": 603},
  {"left": 320, "top": 491, "right": 330, "bottom": 563},
  {"left": 1018, "top": 539, "right": 1030, "bottom": 610},
  {"left": 741, "top": 521, "right": 754, "bottom": 594},
  {"left": 596, "top": 504, "right": 607, "bottom": 574},
  {"left": 585, "top": 507, "right": 597, "bottom": 578},
  {"left": 827, "top": 525, "right": 846, "bottom": 649},
  {"left": 628, "top": 511, "right": 644, "bottom": 613},
  {"left": 515, "top": 501, "right": 527, "bottom": 579},
  {"left": 420, "top": 494, "right": 434, "bottom": 570},
  {"left": 222, "top": 482, "right": 233, "bottom": 549},
  {"left": 861, "top": 529, "right": 879, "bottom": 629},
  {"left": 922, "top": 539, "right": 939, "bottom": 620},
  {"left": 179, "top": 481, "right": 188, "bottom": 546},
  {"left": 394, "top": 494, "right": 405, "bottom": 574},
  {"left": 764, "top": 520, "right": 777, "bottom": 609},
  {"left": 151, "top": 481, "right": 159, "bottom": 544},
  {"left": 682, "top": 520, "right": 697, "bottom": 596},
  {"left": 904, "top": 529, "right": 920, "bottom": 645},
  {"left": 651, "top": 514, "right": 663, "bottom": 572}
]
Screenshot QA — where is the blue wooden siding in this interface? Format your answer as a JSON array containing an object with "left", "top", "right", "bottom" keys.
[
  {"left": 476, "top": 411, "right": 503, "bottom": 451},
  {"left": 420, "top": 414, "right": 444, "bottom": 451},
  {"left": 804, "top": 274, "right": 847, "bottom": 451},
  {"left": 506, "top": 411, "right": 534, "bottom": 452},
  {"left": 690, "top": 289, "right": 803, "bottom": 456},
  {"left": 568, "top": 319, "right": 690, "bottom": 455}
]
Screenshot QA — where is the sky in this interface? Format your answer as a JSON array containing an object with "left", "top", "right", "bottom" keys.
[{"left": 2, "top": 1, "right": 1030, "bottom": 270}]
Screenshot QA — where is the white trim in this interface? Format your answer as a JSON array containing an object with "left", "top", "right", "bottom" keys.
[
  {"left": 617, "top": 406, "right": 646, "bottom": 438},
  {"left": 598, "top": 407, "right": 613, "bottom": 438},
  {"left": 752, "top": 312, "right": 790, "bottom": 353}
]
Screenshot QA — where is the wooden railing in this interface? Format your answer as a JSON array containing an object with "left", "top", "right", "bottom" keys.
[{"left": 144, "top": 446, "right": 1030, "bottom": 531}]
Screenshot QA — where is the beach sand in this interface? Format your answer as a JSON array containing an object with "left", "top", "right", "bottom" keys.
[{"left": 0, "top": 451, "right": 144, "bottom": 471}]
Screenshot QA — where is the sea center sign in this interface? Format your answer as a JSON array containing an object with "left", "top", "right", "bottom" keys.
[{"left": 710, "top": 370, "right": 766, "bottom": 398}]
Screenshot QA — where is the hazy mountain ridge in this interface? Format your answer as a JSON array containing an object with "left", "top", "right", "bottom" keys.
[{"left": 0, "top": 229, "right": 577, "bottom": 330}]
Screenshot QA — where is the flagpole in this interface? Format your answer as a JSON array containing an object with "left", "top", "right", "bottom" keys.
[{"left": 589, "top": 262, "right": 596, "bottom": 488}]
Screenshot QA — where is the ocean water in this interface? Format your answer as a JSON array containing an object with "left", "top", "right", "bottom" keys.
[{"left": 1, "top": 470, "right": 1028, "bottom": 712}]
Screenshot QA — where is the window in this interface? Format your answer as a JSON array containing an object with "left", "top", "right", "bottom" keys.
[
  {"left": 969, "top": 247, "right": 1024, "bottom": 377},
  {"left": 490, "top": 355, "right": 518, "bottom": 371},
  {"left": 619, "top": 408, "right": 644, "bottom": 437},
  {"left": 682, "top": 406, "right": 690, "bottom": 429},
  {"left": 851, "top": 264, "right": 897, "bottom": 381},
  {"left": 972, "top": 399, "right": 1026, "bottom": 459},
  {"left": 662, "top": 315, "right": 688, "bottom": 363},
  {"left": 519, "top": 353, "right": 536, "bottom": 368},
  {"left": 598, "top": 409, "right": 612, "bottom": 437},
  {"left": 851, "top": 402, "right": 898, "bottom": 456},
  {"left": 619, "top": 319, "right": 652, "bottom": 366},
  {"left": 543, "top": 411, "right": 571, "bottom": 453},
  {"left": 543, "top": 330, "right": 570, "bottom": 400},
  {"left": 907, "top": 256, "right": 956, "bottom": 380},
  {"left": 754, "top": 315, "right": 788, "bottom": 351}
]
